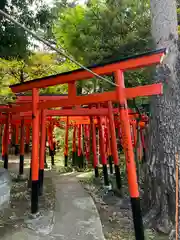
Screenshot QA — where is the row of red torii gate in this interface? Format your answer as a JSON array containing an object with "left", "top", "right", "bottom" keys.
[{"left": 0, "top": 48, "right": 167, "bottom": 240}]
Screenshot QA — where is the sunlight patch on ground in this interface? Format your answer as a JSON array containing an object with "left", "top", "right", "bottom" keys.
[
  {"left": 61, "top": 172, "right": 74, "bottom": 176},
  {"left": 76, "top": 171, "right": 94, "bottom": 179}
]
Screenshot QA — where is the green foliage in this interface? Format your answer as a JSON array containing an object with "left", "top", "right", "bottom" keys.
[
  {"left": 0, "top": 0, "right": 154, "bottom": 96},
  {"left": 53, "top": 0, "right": 152, "bottom": 92},
  {"left": 0, "top": 58, "right": 24, "bottom": 102},
  {"left": 54, "top": 125, "right": 73, "bottom": 156},
  {"left": 0, "top": 52, "right": 78, "bottom": 102},
  {"left": 54, "top": 0, "right": 151, "bottom": 63},
  {"left": 0, "top": 0, "right": 54, "bottom": 59}
]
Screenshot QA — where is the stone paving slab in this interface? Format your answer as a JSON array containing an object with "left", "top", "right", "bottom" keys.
[{"left": 50, "top": 173, "right": 105, "bottom": 240}]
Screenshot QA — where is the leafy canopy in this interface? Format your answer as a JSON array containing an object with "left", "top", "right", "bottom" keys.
[
  {"left": 53, "top": 0, "right": 152, "bottom": 94},
  {"left": 0, "top": 0, "right": 54, "bottom": 59},
  {"left": 0, "top": 52, "right": 78, "bottom": 102}
]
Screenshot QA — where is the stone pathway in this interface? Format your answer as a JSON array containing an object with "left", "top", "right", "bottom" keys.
[
  {"left": 2, "top": 170, "right": 105, "bottom": 240},
  {"left": 51, "top": 172, "right": 105, "bottom": 240}
]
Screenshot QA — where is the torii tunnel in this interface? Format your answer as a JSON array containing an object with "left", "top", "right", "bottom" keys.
[{"left": 0, "top": 48, "right": 166, "bottom": 240}]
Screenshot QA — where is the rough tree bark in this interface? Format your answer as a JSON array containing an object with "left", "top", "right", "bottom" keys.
[{"left": 143, "top": 0, "right": 180, "bottom": 237}]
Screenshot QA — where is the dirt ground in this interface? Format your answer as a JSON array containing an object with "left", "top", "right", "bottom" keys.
[
  {"left": 77, "top": 171, "right": 168, "bottom": 240},
  {"left": 47, "top": 153, "right": 169, "bottom": 240},
  {"left": 0, "top": 154, "right": 169, "bottom": 240},
  {"left": 0, "top": 167, "right": 55, "bottom": 239}
]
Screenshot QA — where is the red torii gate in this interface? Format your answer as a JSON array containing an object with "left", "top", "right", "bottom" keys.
[
  {"left": 6, "top": 48, "right": 166, "bottom": 240},
  {"left": 0, "top": 105, "right": 148, "bottom": 165},
  {"left": 0, "top": 95, "right": 149, "bottom": 163},
  {"left": 3, "top": 97, "right": 148, "bottom": 168}
]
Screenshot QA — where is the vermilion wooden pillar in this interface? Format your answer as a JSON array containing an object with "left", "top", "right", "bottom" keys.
[
  {"left": 2, "top": 124, "right": 5, "bottom": 160},
  {"left": 72, "top": 125, "right": 77, "bottom": 166},
  {"left": 91, "top": 117, "right": 99, "bottom": 178},
  {"left": 107, "top": 121, "right": 113, "bottom": 174},
  {"left": 44, "top": 131, "right": 48, "bottom": 169},
  {"left": 19, "top": 118, "right": 25, "bottom": 176},
  {"left": 0, "top": 124, "right": 2, "bottom": 143},
  {"left": 2, "top": 124, "right": 6, "bottom": 161},
  {"left": 0, "top": 124, "right": 2, "bottom": 157},
  {"left": 31, "top": 88, "right": 40, "bottom": 214},
  {"left": 115, "top": 70, "right": 144, "bottom": 240},
  {"left": 140, "top": 128, "right": 147, "bottom": 163},
  {"left": 0, "top": 124, "right": 2, "bottom": 147},
  {"left": 25, "top": 124, "right": 30, "bottom": 154},
  {"left": 108, "top": 101, "right": 122, "bottom": 191},
  {"left": 15, "top": 124, "right": 19, "bottom": 155},
  {"left": 84, "top": 124, "right": 90, "bottom": 165},
  {"left": 78, "top": 124, "right": 83, "bottom": 168},
  {"left": 9, "top": 123, "right": 12, "bottom": 154},
  {"left": 133, "top": 120, "right": 140, "bottom": 180},
  {"left": 39, "top": 110, "right": 46, "bottom": 196},
  {"left": 98, "top": 112, "right": 109, "bottom": 186},
  {"left": 117, "top": 120, "right": 123, "bottom": 152},
  {"left": 27, "top": 126, "right": 32, "bottom": 189},
  {"left": 4, "top": 114, "right": 10, "bottom": 169},
  {"left": 87, "top": 125, "right": 90, "bottom": 164},
  {"left": 48, "top": 124, "right": 55, "bottom": 166},
  {"left": 132, "top": 121, "right": 137, "bottom": 149},
  {"left": 64, "top": 117, "right": 69, "bottom": 167},
  {"left": 68, "top": 82, "right": 76, "bottom": 166}
]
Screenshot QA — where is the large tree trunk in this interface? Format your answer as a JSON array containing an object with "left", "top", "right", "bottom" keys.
[{"left": 143, "top": 0, "right": 180, "bottom": 237}]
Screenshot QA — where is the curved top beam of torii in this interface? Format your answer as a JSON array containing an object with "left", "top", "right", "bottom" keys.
[
  {"left": 0, "top": 48, "right": 166, "bottom": 115},
  {"left": 9, "top": 48, "right": 166, "bottom": 93}
]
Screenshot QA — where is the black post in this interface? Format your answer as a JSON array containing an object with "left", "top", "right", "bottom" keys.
[
  {"left": 28, "top": 153, "right": 32, "bottom": 188},
  {"left": 51, "top": 154, "right": 55, "bottom": 166},
  {"left": 28, "top": 167, "right": 32, "bottom": 188},
  {"left": 78, "top": 153, "right": 84, "bottom": 169},
  {"left": 72, "top": 151, "right": 76, "bottom": 166},
  {"left": 15, "top": 144, "right": 19, "bottom": 156},
  {"left": 49, "top": 146, "right": 51, "bottom": 156},
  {"left": 142, "top": 148, "right": 147, "bottom": 163},
  {"left": 19, "top": 118, "right": 25, "bottom": 178},
  {"left": 103, "top": 164, "right": 109, "bottom": 186},
  {"left": 53, "top": 142, "right": 56, "bottom": 156},
  {"left": 75, "top": 151, "right": 78, "bottom": 166},
  {"left": 25, "top": 143, "right": 30, "bottom": 154},
  {"left": 108, "top": 155, "right": 113, "bottom": 174},
  {"left": 3, "top": 153, "right": 8, "bottom": 169},
  {"left": 114, "top": 164, "right": 122, "bottom": 190},
  {"left": 77, "top": 155, "right": 81, "bottom": 168},
  {"left": 31, "top": 180, "right": 39, "bottom": 214},
  {"left": 80, "top": 153, "right": 84, "bottom": 169},
  {"left": 44, "top": 136, "right": 48, "bottom": 168},
  {"left": 39, "top": 169, "right": 44, "bottom": 196},
  {"left": 64, "top": 154, "right": 68, "bottom": 167},
  {"left": 49, "top": 149, "right": 55, "bottom": 166},
  {"left": 44, "top": 153, "right": 48, "bottom": 168},
  {"left": 94, "top": 166, "right": 99, "bottom": 178},
  {"left": 131, "top": 198, "right": 145, "bottom": 240},
  {"left": 19, "top": 155, "right": 24, "bottom": 175}
]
